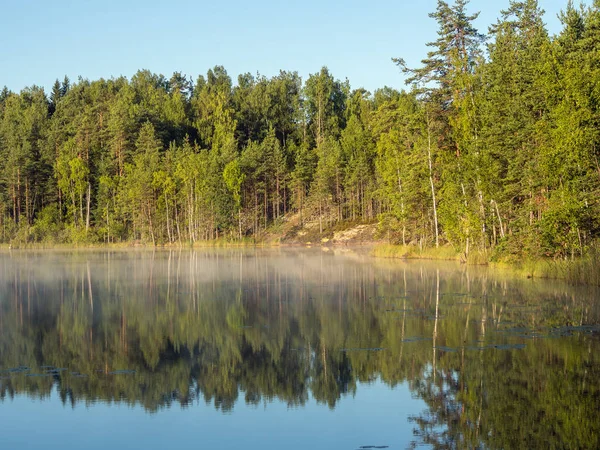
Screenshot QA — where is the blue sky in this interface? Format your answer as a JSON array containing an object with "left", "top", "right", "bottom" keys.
[{"left": 0, "top": 0, "right": 588, "bottom": 94}]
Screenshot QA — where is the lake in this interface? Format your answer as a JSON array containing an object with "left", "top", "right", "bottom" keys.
[{"left": 0, "top": 249, "right": 598, "bottom": 449}]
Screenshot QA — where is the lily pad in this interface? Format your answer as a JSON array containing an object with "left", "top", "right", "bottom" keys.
[
  {"left": 463, "top": 345, "right": 493, "bottom": 351},
  {"left": 1, "top": 366, "right": 30, "bottom": 374},
  {"left": 434, "top": 346, "right": 459, "bottom": 352},
  {"left": 359, "top": 447, "right": 389, "bottom": 449},
  {"left": 402, "top": 337, "right": 432, "bottom": 343},
  {"left": 340, "top": 347, "right": 386, "bottom": 352},
  {"left": 494, "top": 344, "right": 526, "bottom": 350},
  {"left": 45, "top": 368, "right": 67, "bottom": 374}
]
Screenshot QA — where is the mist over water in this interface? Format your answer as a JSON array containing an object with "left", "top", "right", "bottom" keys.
[{"left": 0, "top": 249, "right": 599, "bottom": 449}]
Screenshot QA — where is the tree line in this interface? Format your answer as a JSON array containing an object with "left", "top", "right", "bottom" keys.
[{"left": 2, "top": 0, "right": 600, "bottom": 259}]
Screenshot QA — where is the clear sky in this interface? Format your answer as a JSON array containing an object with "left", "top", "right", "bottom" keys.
[{"left": 0, "top": 0, "right": 589, "bottom": 94}]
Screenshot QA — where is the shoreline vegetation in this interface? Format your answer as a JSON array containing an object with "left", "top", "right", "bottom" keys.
[
  {"left": 372, "top": 243, "right": 600, "bottom": 286},
  {"left": 3, "top": 225, "right": 600, "bottom": 287},
  {"left": 2, "top": 1, "right": 600, "bottom": 286}
]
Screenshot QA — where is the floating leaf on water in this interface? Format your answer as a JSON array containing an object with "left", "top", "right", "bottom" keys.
[
  {"left": 495, "top": 327, "right": 529, "bottom": 334},
  {"left": 517, "top": 333, "right": 553, "bottom": 340},
  {"left": 402, "top": 337, "right": 432, "bottom": 343},
  {"left": 507, "top": 304, "right": 539, "bottom": 310},
  {"left": 340, "top": 348, "right": 386, "bottom": 352},
  {"left": 359, "top": 446, "right": 389, "bottom": 449},
  {"left": 395, "top": 313, "right": 427, "bottom": 319},
  {"left": 434, "top": 346, "right": 458, "bottom": 352},
  {"left": 494, "top": 344, "right": 526, "bottom": 350},
  {"left": 109, "top": 370, "right": 136, "bottom": 375},
  {"left": 554, "top": 325, "right": 600, "bottom": 333},
  {"left": 549, "top": 331, "right": 574, "bottom": 338},
  {"left": 2, "top": 366, "right": 30, "bottom": 374},
  {"left": 465, "top": 345, "right": 492, "bottom": 351},
  {"left": 374, "top": 294, "right": 411, "bottom": 300},
  {"left": 67, "top": 371, "right": 87, "bottom": 378}
]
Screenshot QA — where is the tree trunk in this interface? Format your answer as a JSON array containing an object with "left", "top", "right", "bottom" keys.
[
  {"left": 106, "top": 202, "right": 110, "bottom": 243},
  {"left": 147, "top": 201, "right": 155, "bottom": 246},
  {"left": 264, "top": 186, "right": 268, "bottom": 231},
  {"left": 492, "top": 200, "right": 505, "bottom": 239},
  {"left": 25, "top": 178, "right": 29, "bottom": 225},
  {"left": 426, "top": 112, "right": 439, "bottom": 248},
  {"left": 255, "top": 189, "right": 258, "bottom": 236},
  {"left": 188, "top": 190, "right": 194, "bottom": 243},
  {"left": 12, "top": 182, "right": 17, "bottom": 225},
  {"left": 17, "top": 169, "right": 21, "bottom": 224},
  {"left": 71, "top": 189, "right": 77, "bottom": 228},
  {"left": 299, "top": 187, "right": 303, "bottom": 227},
  {"left": 58, "top": 189, "right": 62, "bottom": 222},
  {"left": 79, "top": 189, "right": 84, "bottom": 225},
  {"left": 86, "top": 183, "right": 91, "bottom": 233},
  {"left": 165, "top": 193, "right": 171, "bottom": 243},
  {"left": 336, "top": 170, "right": 341, "bottom": 222},
  {"left": 319, "top": 198, "right": 323, "bottom": 235},
  {"left": 276, "top": 174, "right": 280, "bottom": 219},
  {"left": 175, "top": 205, "right": 182, "bottom": 246}
]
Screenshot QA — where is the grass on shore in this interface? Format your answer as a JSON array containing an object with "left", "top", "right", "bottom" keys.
[
  {"left": 372, "top": 244, "right": 489, "bottom": 265},
  {"left": 507, "top": 251, "right": 600, "bottom": 286},
  {"left": 0, "top": 236, "right": 277, "bottom": 251},
  {"left": 373, "top": 243, "right": 600, "bottom": 286},
  {"left": 5, "top": 238, "right": 600, "bottom": 286}
]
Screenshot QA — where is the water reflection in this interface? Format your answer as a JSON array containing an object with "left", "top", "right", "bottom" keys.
[{"left": 0, "top": 249, "right": 599, "bottom": 448}]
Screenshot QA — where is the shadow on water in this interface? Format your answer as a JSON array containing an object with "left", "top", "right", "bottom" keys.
[{"left": 0, "top": 249, "right": 599, "bottom": 448}]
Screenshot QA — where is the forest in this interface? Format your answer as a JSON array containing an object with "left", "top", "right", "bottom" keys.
[{"left": 1, "top": 0, "right": 600, "bottom": 260}]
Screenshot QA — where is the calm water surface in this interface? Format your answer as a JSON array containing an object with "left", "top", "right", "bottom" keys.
[{"left": 0, "top": 249, "right": 599, "bottom": 449}]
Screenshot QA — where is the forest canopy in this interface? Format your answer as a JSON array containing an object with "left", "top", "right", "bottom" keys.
[{"left": 1, "top": 0, "right": 600, "bottom": 259}]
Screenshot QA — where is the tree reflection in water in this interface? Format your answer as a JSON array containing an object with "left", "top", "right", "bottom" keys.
[{"left": 0, "top": 249, "right": 598, "bottom": 448}]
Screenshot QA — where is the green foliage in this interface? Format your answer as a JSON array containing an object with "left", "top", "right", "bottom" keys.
[
  {"left": 1, "top": 0, "right": 600, "bottom": 262},
  {"left": 30, "top": 205, "right": 62, "bottom": 242},
  {"left": 372, "top": 243, "right": 461, "bottom": 260}
]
